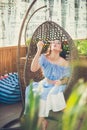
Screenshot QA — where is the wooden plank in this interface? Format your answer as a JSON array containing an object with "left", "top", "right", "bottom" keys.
[{"left": 0, "top": 46, "right": 27, "bottom": 76}]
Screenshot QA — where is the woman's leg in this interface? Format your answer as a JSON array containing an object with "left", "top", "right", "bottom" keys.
[{"left": 38, "top": 117, "right": 48, "bottom": 130}]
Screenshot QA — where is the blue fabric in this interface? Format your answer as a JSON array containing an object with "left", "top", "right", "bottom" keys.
[
  {"left": 39, "top": 54, "right": 71, "bottom": 80},
  {"left": 26, "top": 80, "right": 67, "bottom": 100},
  {"left": 0, "top": 73, "right": 21, "bottom": 104},
  {"left": 25, "top": 54, "right": 71, "bottom": 101}
]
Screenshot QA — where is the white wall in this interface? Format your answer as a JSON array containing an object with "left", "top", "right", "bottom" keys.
[{"left": 0, "top": 0, "right": 87, "bottom": 47}]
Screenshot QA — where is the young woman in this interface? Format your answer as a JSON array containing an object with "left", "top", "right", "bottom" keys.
[{"left": 25, "top": 40, "right": 71, "bottom": 130}]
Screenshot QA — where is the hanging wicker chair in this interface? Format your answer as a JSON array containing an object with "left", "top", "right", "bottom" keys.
[
  {"left": 21, "top": 20, "right": 78, "bottom": 98},
  {"left": 20, "top": 20, "right": 78, "bottom": 130}
]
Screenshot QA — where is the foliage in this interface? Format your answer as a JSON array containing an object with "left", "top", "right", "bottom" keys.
[
  {"left": 63, "top": 79, "right": 87, "bottom": 130},
  {"left": 25, "top": 38, "right": 31, "bottom": 46},
  {"left": 74, "top": 39, "right": 87, "bottom": 56},
  {"left": 21, "top": 81, "right": 40, "bottom": 130}
]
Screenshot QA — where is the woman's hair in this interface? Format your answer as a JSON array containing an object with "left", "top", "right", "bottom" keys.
[{"left": 45, "top": 45, "right": 51, "bottom": 55}]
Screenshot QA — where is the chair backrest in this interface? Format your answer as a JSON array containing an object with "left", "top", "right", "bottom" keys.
[
  {"left": 25, "top": 21, "right": 77, "bottom": 80},
  {"left": 28, "top": 21, "right": 76, "bottom": 60}
]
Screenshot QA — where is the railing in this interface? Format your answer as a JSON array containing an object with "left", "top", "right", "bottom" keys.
[{"left": 0, "top": 45, "right": 26, "bottom": 76}]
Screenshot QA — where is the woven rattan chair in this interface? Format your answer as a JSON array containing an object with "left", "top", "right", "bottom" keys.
[
  {"left": 21, "top": 20, "right": 78, "bottom": 130},
  {"left": 23, "top": 20, "right": 78, "bottom": 96}
]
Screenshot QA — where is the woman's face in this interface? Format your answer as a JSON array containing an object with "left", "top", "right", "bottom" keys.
[{"left": 50, "top": 40, "right": 62, "bottom": 52}]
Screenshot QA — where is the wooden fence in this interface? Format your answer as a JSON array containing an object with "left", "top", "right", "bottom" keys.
[{"left": 0, "top": 45, "right": 27, "bottom": 76}]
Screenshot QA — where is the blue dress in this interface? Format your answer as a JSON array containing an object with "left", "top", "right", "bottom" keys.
[{"left": 25, "top": 54, "right": 71, "bottom": 117}]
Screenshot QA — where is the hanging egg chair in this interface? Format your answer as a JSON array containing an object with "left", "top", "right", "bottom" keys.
[
  {"left": 23, "top": 21, "right": 78, "bottom": 96},
  {"left": 22, "top": 19, "right": 78, "bottom": 130}
]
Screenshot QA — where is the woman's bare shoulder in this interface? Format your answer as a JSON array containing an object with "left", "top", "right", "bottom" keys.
[{"left": 60, "top": 57, "right": 69, "bottom": 67}]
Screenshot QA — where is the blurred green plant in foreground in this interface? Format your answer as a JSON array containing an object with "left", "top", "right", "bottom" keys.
[
  {"left": 63, "top": 79, "right": 87, "bottom": 130},
  {"left": 20, "top": 62, "right": 87, "bottom": 130},
  {"left": 21, "top": 81, "right": 40, "bottom": 130},
  {"left": 20, "top": 80, "right": 87, "bottom": 130}
]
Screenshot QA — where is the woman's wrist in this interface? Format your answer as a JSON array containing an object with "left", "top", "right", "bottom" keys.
[
  {"left": 60, "top": 77, "right": 69, "bottom": 85},
  {"left": 36, "top": 49, "right": 42, "bottom": 56},
  {"left": 37, "top": 48, "right": 42, "bottom": 52},
  {"left": 54, "top": 80, "right": 62, "bottom": 86}
]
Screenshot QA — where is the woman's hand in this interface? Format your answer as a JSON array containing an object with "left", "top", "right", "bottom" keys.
[
  {"left": 31, "top": 41, "right": 44, "bottom": 72},
  {"left": 37, "top": 41, "right": 44, "bottom": 52},
  {"left": 54, "top": 77, "right": 69, "bottom": 86},
  {"left": 54, "top": 80, "right": 62, "bottom": 87}
]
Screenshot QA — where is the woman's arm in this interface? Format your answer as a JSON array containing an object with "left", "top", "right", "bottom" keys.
[
  {"left": 30, "top": 41, "right": 44, "bottom": 72},
  {"left": 54, "top": 77, "right": 69, "bottom": 86}
]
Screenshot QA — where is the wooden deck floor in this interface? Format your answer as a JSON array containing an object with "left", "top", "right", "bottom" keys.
[
  {"left": 0, "top": 102, "right": 22, "bottom": 129},
  {"left": 0, "top": 102, "right": 64, "bottom": 130}
]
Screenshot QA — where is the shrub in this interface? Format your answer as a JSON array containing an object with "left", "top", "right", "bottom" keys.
[{"left": 74, "top": 39, "right": 87, "bottom": 56}]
